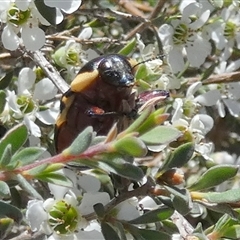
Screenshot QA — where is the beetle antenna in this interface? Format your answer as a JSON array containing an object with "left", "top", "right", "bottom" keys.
[{"left": 132, "top": 54, "right": 166, "bottom": 70}]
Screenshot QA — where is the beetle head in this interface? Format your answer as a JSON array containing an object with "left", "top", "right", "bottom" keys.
[{"left": 98, "top": 55, "right": 134, "bottom": 87}]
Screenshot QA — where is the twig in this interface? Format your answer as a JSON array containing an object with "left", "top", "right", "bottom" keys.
[
  {"left": 125, "top": 0, "right": 167, "bottom": 40},
  {"left": 79, "top": 8, "right": 146, "bottom": 22},
  {"left": 46, "top": 35, "right": 127, "bottom": 45},
  {"left": 171, "top": 211, "right": 194, "bottom": 238},
  {"left": 187, "top": 71, "right": 240, "bottom": 86},
  {"left": 27, "top": 50, "right": 69, "bottom": 93},
  {"left": 83, "top": 177, "right": 155, "bottom": 221}
]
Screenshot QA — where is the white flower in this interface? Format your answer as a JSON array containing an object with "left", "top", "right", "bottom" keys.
[
  {"left": 214, "top": 60, "right": 240, "bottom": 117},
  {"left": 0, "top": 67, "right": 58, "bottom": 136},
  {"left": 26, "top": 169, "right": 109, "bottom": 239},
  {"left": 0, "top": 1, "right": 48, "bottom": 51},
  {"left": 135, "top": 36, "right": 180, "bottom": 90},
  {"left": 115, "top": 197, "right": 140, "bottom": 221},
  {"left": 209, "top": 4, "right": 240, "bottom": 61},
  {"left": 44, "top": 0, "right": 82, "bottom": 24},
  {"left": 159, "top": 1, "right": 211, "bottom": 73}
]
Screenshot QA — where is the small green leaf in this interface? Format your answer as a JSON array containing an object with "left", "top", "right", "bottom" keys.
[
  {"left": 213, "top": 214, "right": 231, "bottom": 232},
  {"left": 100, "top": 154, "right": 144, "bottom": 181},
  {"left": 101, "top": 222, "right": 120, "bottom": 240},
  {"left": 164, "top": 186, "right": 191, "bottom": 215},
  {"left": 0, "top": 124, "right": 28, "bottom": 161},
  {"left": 15, "top": 174, "right": 42, "bottom": 199},
  {"left": 192, "top": 223, "right": 209, "bottom": 240},
  {"left": 208, "top": 0, "right": 224, "bottom": 8},
  {"left": 0, "top": 181, "right": 10, "bottom": 198},
  {"left": 85, "top": 17, "right": 115, "bottom": 28},
  {"left": 121, "top": 106, "right": 153, "bottom": 136},
  {"left": 0, "top": 71, "right": 13, "bottom": 90},
  {"left": 114, "top": 136, "right": 147, "bottom": 157},
  {"left": 139, "top": 126, "right": 181, "bottom": 145},
  {"left": 34, "top": 0, "right": 56, "bottom": 25},
  {"left": 188, "top": 165, "right": 238, "bottom": 191},
  {"left": 127, "top": 224, "right": 171, "bottom": 240},
  {"left": 0, "top": 217, "right": 14, "bottom": 240},
  {"left": 224, "top": 225, "right": 240, "bottom": 239},
  {"left": 135, "top": 64, "right": 148, "bottom": 80},
  {"left": 160, "top": 142, "right": 194, "bottom": 171},
  {"left": 0, "top": 90, "right": 6, "bottom": 114},
  {"left": 36, "top": 172, "right": 73, "bottom": 187},
  {"left": 137, "top": 229, "right": 171, "bottom": 240},
  {"left": 0, "top": 200, "right": 23, "bottom": 223},
  {"left": 128, "top": 207, "right": 174, "bottom": 224},
  {"left": 25, "top": 164, "right": 48, "bottom": 176},
  {"left": 204, "top": 188, "right": 240, "bottom": 203},
  {"left": 79, "top": 154, "right": 144, "bottom": 181},
  {"left": 200, "top": 62, "right": 218, "bottom": 81},
  {"left": 0, "top": 144, "right": 12, "bottom": 168},
  {"left": 93, "top": 203, "right": 105, "bottom": 218},
  {"left": 64, "top": 126, "right": 93, "bottom": 156},
  {"left": 118, "top": 38, "right": 136, "bottom": 56},
  {"left": 11, "top": 147, "right": 45, "bottom": 166},
  {"left": 137, "top": 111, "right": 169, "bottom": 134}
]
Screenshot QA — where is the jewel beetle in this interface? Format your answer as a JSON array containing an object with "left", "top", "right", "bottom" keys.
[{"left": 54, "top": 54, "right": 169, "bottom": 153}]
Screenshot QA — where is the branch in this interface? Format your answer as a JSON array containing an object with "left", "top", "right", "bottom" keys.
[
  {"left": 27, "top": 50, "right": 69, "bottom": 93},
  {"left": 125, "top": 0, "right": 167, "bottom": 40},
  {"left": 187, "top": 71, "right": 240, "bottom": 85},
  {"left": 84, "top": 177, "right": 155, "bottom": 221},
  {"left": 46, "top": 35, "right": 127, "bottom": 45}
]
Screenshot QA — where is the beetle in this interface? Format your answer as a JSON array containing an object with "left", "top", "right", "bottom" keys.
[{"left": 54, "top": 54, "right": 169, "bottom": 153}]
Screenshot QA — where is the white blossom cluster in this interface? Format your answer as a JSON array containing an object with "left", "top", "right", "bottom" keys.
[
  {"left": 0, "top": 0, "right": 82, "bottom": 51},
  {"left": 26, "top": 168, "right": 152, "bottom": 239}
]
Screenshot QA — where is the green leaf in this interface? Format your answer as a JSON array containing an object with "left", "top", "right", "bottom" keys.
[
  {"left": 200, "top": 62, "right": 218, "bottom": 81},
  {"left": 200, "top": 202, "right": 239, "bottom": 219},
  {"left": 0, "top": 200, "right": 22, "bottom": 223},
  {"left": 224, "top": 225, "right": 240, "bottom": 239},
  {"left": 101, "top": 222, "right": 120, "bottom": 240},
  {"left": 114, "top": 136, "right": 147, "bottom": 157},
  {"left": 79, "top": 154, "right": 144, "bottom": 181},
  {"left": 64, "top": 126, "right": 93, "bottom": 156},
  {"left": 0, "top": 90, "right": 6, "bottom": 114},
  {"left": 160, "top": 142, "right": 194, "bottom": 171},
  {"left": 203, "top": 188, "right": 240, "bottom": 203},
  {"left": 15, "top": 174, "right": 43, "bottom": 200},
  {"left": 11, "top": 147, "right": 45, "bottom": 166},
  {"left": 127, "top": 224, "right": 171, "bottom": 240},
  {"left": 137, "top": 111, "right": 169, "bottom": 135},
  {"left": 0, "top": 181, "right": 10, "bottom": 198},
  {"left": 208, "top": 0, "right": 224, "bottom": 8},
  {"left": 164, "top": 186, "right": 191, "bottom": 215},
  {"left": 0, "top": 71, "right": 13, "bottom": 90},
  {"left": 128, "top": 207, "right": 174, "bottom": 224},
  {"left": 121, "top": 106, "right": 153, "bottom": 135},
  {"left": 118, "top": 38, "right": 136, "bottom": 56},
  {"left": 0, "top": 124, "right": 28, "bottom": 161},
  {"left": 192, "top": 223, "right": 209, "bottom": 240},
  {"left": 34, "top": 0, "right": 56, "bottom": 25},
  {"left": 93, "top": 203, "right": 105, "bottom": 218},
  {"left": 0, "top": 144, "right": 12, "bottom": 168},
  {"left": 0, "top": 217, "right": 14, "bottom": 240},
  {"left": 188, "top": 165, "right": 239, "bottom": 191},
  {"left": 135, "top": 64, "right": 148, "bottom": 80},
  {"left": 213, "top": 214, "right": 231, "bottom": 232},
  {"left": 100, "top": 155, "right": 144, "bottom": 181},
  {"left": 137, "top": 229, "right": 171, "bottom": 240},
  {"left": 139, "top": 126, "right": 181, "bottom": 145},
  {"left": 36, "top": 172, "right": 73, "bottom": 187}
]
